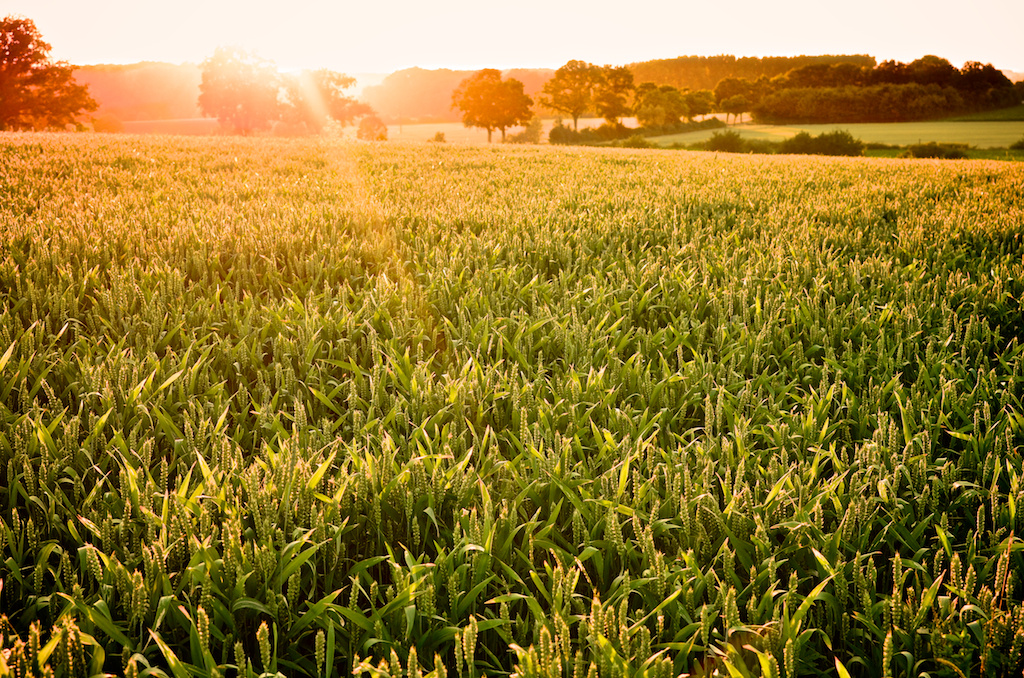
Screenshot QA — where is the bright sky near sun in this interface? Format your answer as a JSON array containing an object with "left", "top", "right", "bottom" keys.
[{"left": 2, "top": 0, "right": 1022, "bottom": 75}]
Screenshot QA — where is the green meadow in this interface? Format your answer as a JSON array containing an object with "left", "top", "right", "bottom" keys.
[
  {"left": 648, "top": 121, "right": 1024, "bottom": 150},
  {"left": 1, "top": 135, "right": 1023, "bottom": 678}
]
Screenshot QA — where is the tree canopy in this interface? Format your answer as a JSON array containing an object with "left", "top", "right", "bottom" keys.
[
  {"left": 451, "top": 69, "right": 533, "bottom": 142},
  {"left": 0, "top": 16, "right": 96, "bottom": 130},
  {"left": 280, "top": 69, "right": 371, "bottom": 133},
  {"left": 198, "top": 47, "right": 280, "bottom": 134},
  {"left": 593, "top": 65, "right": 634, "bottom": 124},
  {"left": 540, "top": 60, "right": 601, "bottom": 131},
  {"left": 198, "top": 48, "right": 377, "bottom": 135},
  {"left": 634, "top": 84, "right": 688, "bottom": 128}
]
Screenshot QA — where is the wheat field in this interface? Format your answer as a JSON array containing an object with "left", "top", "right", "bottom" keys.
[{"left": 1, "top": 134, "right": 1022, "bottom": 678}]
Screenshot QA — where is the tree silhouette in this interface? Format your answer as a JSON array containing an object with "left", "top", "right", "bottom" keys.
[
  {"left": 452, "top": 69, "right": 533, "bottom": 142},
  {"left": 540, "top": 60, "right": 600, "bottom": 131},
  {"left": 280, "top": 69, "right": 371, "bottom": 133},
  {"left": 0, "top": 16, "right": 96, "bottom": 130},
  {"left": 593, "top": 65, "right": 634, "bottom": 125},
  {"left": 198, "top": 47, "right": 280, "bottom": 134},
  {"left": 683, "top": 90, "right": 715, "bottom": 121}
]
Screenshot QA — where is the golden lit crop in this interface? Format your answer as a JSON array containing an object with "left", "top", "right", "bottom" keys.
[{"left": 1, "top": 133, "right": 1023, "bottom": 678}]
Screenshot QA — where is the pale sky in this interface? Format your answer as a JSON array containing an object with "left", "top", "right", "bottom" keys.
[{"left": 3, "top": 0, "right": 1022, "bottom": 75}]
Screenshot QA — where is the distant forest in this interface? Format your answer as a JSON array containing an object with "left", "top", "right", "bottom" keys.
[
  {"left": 748, "top": 56, "right": 1019, "bottom": 123},
  {"left": 627, "top": 54, "right": 878, "bottom": 91}
]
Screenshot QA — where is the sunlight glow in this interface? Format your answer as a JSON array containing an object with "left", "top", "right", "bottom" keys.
[{"left": 3, "top": 0, "right": 1022, "bottom": 74}]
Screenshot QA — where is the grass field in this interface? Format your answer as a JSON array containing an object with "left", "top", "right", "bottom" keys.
[
  {"left": 649, "top": 121, "right": 1024, "bottom": 149},
  {"left": 944, "top": 104, "right": 1024, "bottom": 122},
  {"left": 1, "top": 135, "right": 1024, "bottom": 678}
]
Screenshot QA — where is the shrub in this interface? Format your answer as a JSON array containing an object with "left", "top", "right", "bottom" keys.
[
  {"left": 507, "top": 117, "right": 544, "bottom": 144},
  {"left": 548, "top": 122, "right": 581, "bottom": 145},
  {"left": 357, "top": 115, "right": 388, "bottom": 141},
  {"left": 705, "top": 130, "right": 745, "bottom": 152},
  {"left": 614, "top": 134, "right": 655, "bottom": 149},
  {"left": 780, "top": 130, "right": 864, "bottom": 156},
  {"left": 430, "top": 131, "right": 446, "bottom": 143},
  {"left": 1010, "top": 136, "right": 1024, "bottom": 150},
  {"left": 900, "top": 142, "right": 969, "bottom": 159}
]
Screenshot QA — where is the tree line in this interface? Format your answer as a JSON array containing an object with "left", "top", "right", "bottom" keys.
[
  {"left": 451, "top": 60, "right": 723, "bottom": 142},
  {"left": 628, "top": 54, "right": 879, "bottom": 92},
  {"left": 451, "top": 55, "right": 1021, "bottom": 143},
  {"left": 719, "top": 56, "right": 1020, "bottom": 123}
]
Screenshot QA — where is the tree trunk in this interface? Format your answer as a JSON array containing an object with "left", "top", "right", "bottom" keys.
[
  {"left": 500, "top": 127, "right": 506, "bottom": 142},
  {"left": 487, "top": 128, "right": 493, "bottom": 142},
  {"left": 572, "top": 115, "right": 579, "bottom": 131}
]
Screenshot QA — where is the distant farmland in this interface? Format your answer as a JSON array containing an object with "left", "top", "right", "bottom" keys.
[{"left": 650, "top": 120, "right": 1024, "bottom": 149}]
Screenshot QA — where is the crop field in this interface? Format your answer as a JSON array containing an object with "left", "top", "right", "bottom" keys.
[
  {"left": 649, "top": 121, "right": 1024, "bottom": 149},
  {"left": 1, "top": 134, "right": 1024, "bottom": 678}
]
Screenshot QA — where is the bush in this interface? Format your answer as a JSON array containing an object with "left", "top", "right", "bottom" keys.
[
  {"left": 900, "top": 142, "right": 968, "bottom": 159},
  {"left": 507, "top": 117, "right": 543, "bottom": 144},
  {"left": 780, "top": 130, "right": 863, "bottom": 156},
  {"left": 548, "top": 122, "right": 583, "bottom": 145},
  {"left": 814, "top": 130, "right": 863, "bottom": 155},
  {"left": 614, "top": 135, "right": 655, "bottom": 149},
  {"left": 357, "top": 115, "right": 388, "bottom": 141},
  {"left": 705, "top": 130, "right": 745, "bottom": 152},
  {"left": 429, "top": 131, "right": 446, "bottom": 143},
  {"left": 1010, "top": 136, "right": 1024, "bottom": 151}
]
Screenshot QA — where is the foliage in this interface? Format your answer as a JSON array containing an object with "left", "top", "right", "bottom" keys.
[
  {"left": 593, "top": 66, "right": 635, "bottom": 125},
  {"left": 198, "top": 47, "right": 281, "bottom": 134},
  {"left": 540, "top": 60, "right": 602, "bottom": 131},
  {"left": 629, "top": 54, "right": 877, "bottom": 93},
  {"left": 549, "top": 117, "right": 725, "bottom": 147},
  {"left": 280, "top": 69, "right": 371, "bottom": 134},
  {"left": 361, "top": 67, "right": 553, "bottom": 124},
  {"left": 704, "top": 129, "right": 745, "bottom": 152},
  {"left": 506, "top": 116, "right": 544, "bottom": 144},
  {"left": 357, "top": 115, "right": 388, "bottom": 140},
  {"left": 635, "top": 83, "right": 689, "bottom": 128},
  {"left": 1010, "top": 136, "right": 1024, "bottom": 151},
  {"left": 2, "top": 135, "right": 1024, "bottom": 678},
  {"left": 900, "top": 141, "right": 969, "bottom": 159},
  {"left": 611, "top": 134, "right": 655, "bottom": 148},
  {"left": 430, "top": 131, "right": 447, "bottom": 143},
  {"left": 780, "top": 130, "right": 864, "bottom": 156},
  {"left": 720, "top": 95, "right": 751, "bottom": 124},
  {"left": 736, "top": 57, "right": 1018, "bottom": 124},
  {"left": 0, "top": 16, "right": 97, "bottom": 130},
  {"left": 683, "top": 90, "right": 716, "bottom": 121},
  {"left": 451, "top": 69, "right": 533, "bottom": 142}
]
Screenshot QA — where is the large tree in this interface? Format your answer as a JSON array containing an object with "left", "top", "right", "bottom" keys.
[
  {"left": 683, "top": 89, "right": 715, "bottom": 121},
  {"left": 634, "top": 83, "right": 689, "bottom": 128},
  {"left": 592, "top": 65, "right": 634, "bottom": 125},
  {"left": 0, "top": 16, "right": 96, "bottom": 130},
  {"left": 451, "top": 69, "right": 533, "bottom": 142},
  {"left": 198, "top": 47, "right": 280, "bottom": 134},
  {"left": 280, "top": 69, "right": 371, "bottom": 133},
  {"left": 540, "top": 60, "right": 600, "bottom": 131}
]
